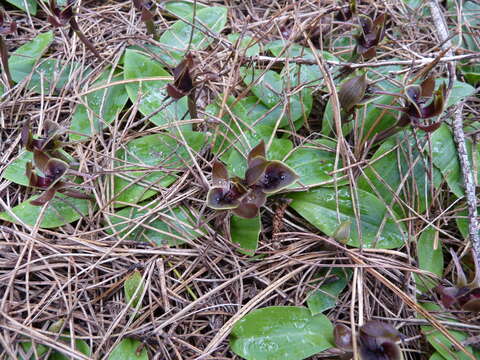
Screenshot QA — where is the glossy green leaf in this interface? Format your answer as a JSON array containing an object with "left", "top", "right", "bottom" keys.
[
  {"left": 429, "top": 353, "right": 445, "bottom": 360},
  {"left": 5, "top": 0, "right": 37, "bottom": 14},
  {"left": 358, "top": 132, "right": 442, "bottom": 215},
  {"left": 156, "top": 6, "right": 228, "bottom": 66},
  {"left": 113, "top": 131, "right": 205, "bottom": 206},
  {"left": 228, "top": 34, "right": 260, "bottom": 57},
  {"left": 106, "top": 205, "right": 201, "bottom": 245},
  {"left": 2, "top": 151, "right": 32, "bottom": 186},
  {"left": 307, "top": 268, "right": 351, "bottom": 315},
  {"left": 284, "top": 142, "right": 339, "bottom": 187},
  {"left": 49, "top": 338, "right": 91, "bottom": 360},
  {"left": 108, "top": 338, "right": 148, "bottom": 360},
  {"left": 238, "top": 96, "right": 287, "bottom": 131},
  {"left": 25, "top": 59, "right": 89, "bottom": 94},
  {"left": 240, "top": 67, "right": 312, "bottom": 124},
  {"left": 430, "top": 124, "right": 463, "bottom": 197},
  {"left": 0, "top": 194, "right": 90, "bottom": 228},
  {"left": 124, "top": 49, "right": 191, "bottom": 130},
  {"left": 437, "top": 79, "right": 475, "bottom": 108},
  {"left": 20, "top": 342, "right": 48, "bottom": 359},
  {"left": 356, "top": 93, "right": 399, "bottom": 139},
  {"left": 124, "top": 270, "right": 144, "bottom": 308},
  {"left": 163, "top": 1, "right": 208, "bottom": 18},
  {"left": 414, "top": 228, "right": 443, "bottom": 293},
  {"left": 230, "top": 306, "right": 334, "bottom": 360},
  {"left": 266, "top": 40, "right": 339, "bottom": 63},
  {"left": 420, "top": 304, "right": 473, "bottom": 360},
  {"left": 70, "top": 69, "right": 128, "bottom": 141},
  {"left": 9, "top": 32, "right": 55, "bottom": 84},
  {"left": 230, "top": 215, "right": 261, "bottom": 255},
  {"left": 289, "top": 187, "right": 406, "bottom": 249}
]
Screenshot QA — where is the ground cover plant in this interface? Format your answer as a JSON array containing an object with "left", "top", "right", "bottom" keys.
[{"left": 0, "top": 0, "right": 480, "bottom": 359}]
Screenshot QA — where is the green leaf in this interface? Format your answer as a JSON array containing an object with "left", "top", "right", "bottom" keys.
[
  {"left": 156, "top": 6, "right": 228, "bottom": 66},
  {"left": 240, "top": 67, "right": 312, "bottom": 124},
  {"left": 1, "top": 151, "right": 32, "bottom": 186},
  {"left": 420, "top": 303, "right": 473, "bottom": 360},
  {"left": 228, "top": 34, "right": 260, "bottom": 57},
  {"left": 230, "top": 306, "right": 334, "bottom": 360},
  {"left": 414, "top": 228, "right": 443, "bottom": 293},
  {"left": 108, "top": 338, "right": 148, "bottom": 360},
  {"left": 431, "top": 124, "right": 464, "bottom": 197},
  {"left": 124, "top": 270, "right": 144, "bottom": 308},
  {"left": 5, "top": 0, "right": 37, "bottom": 14},
  {"left": 357, "top": 132, "right": 442, "bottom": 215},
  {"left": 163, "top": 1, "right": 208, "bottom": 18},
  {"left": 113, "top": 131, "right": 205, "bottom": 206},
  {"left": 266, "top": 40, "right": 339, "bottom": 63},
  {"left": 238, "top": 96, "right": 287, "bottom": 131},
  {"left": 106, "top": 205, "right": 201, "bottom": 245},
  {"left": 9, "top": 32, "right": 55, "bottom": 84},
  {"left": 70, "top": 69, "right": 128, "bottom": 141},
  {"left": 307, "top": 268, "right": 351, "bottom": 315},
  {"left": 124, "top": 49, "right": 191, "bottom": 130},
  {"left": 289, "top": 187, "right": 406, "bottom": 249},
  {"left": 25, "top": 59, "right": 89, "bottom": 94},
  {"left": 0, "top": 194, "right": 90, "bottom": 229},
  {"left": 20, "top": 342, "right": 48, "bottom": 359},
  {"left": 49, "top": 339, "right": 91, "bottom": 360},
  {"left": 284, "top": 142, "right": 339, "bottom": 187},
  {"left": 230, "top": 215, "right": 261, "bottom": 255},
  {"left": 437, "top": 79, "right": 475, "bottom": 107}
]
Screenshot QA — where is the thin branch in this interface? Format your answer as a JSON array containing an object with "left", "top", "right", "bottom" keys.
[{"left": 428, "top": 0, "right": 480, "bottom": 278}]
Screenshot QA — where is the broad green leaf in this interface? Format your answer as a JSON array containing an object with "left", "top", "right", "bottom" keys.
[
  {"left": 240, "top": 67, "right": 312, "bottom": 124},
  {"left": 230, "top": 306, "right": 334, "bottom": 360},
  {"left": 9, "top": 32, "right": 54, "bottom": 84},
  {"left": 331, "top": 35, "right": 355, "bottom": 61},
  {"left": 431, "top": 124, "right": 463, "bottom": 197},
  {"left": 25, "top": 59, "right": 89, "bottom": 94},
  {"left": 20, "top": 342, "right": 48, "bottom": 359},
  {"left": 436, "top": 79, "right": 475, "bottom": 108},
  {"left": 420, "top": 304, "right": 473, "bottom": 360},
  {"left": 2, "top": 151, "right": 32, "bottom": 186},
  {"left": 307, "top": 268, "right": 351, "bottom": 315},
  {"left": 230, "top": 215, "right": 261, "bottom": 255},
  {"left": 0, "top": 195, "right": 90, "bottom": 228},
  {"left": 124, "top": 49, "right": 191, "bottom": 130},
  {"left": 356, "top": 94, "right": 399, "bottom": 140},
  {"left": 108, "top": 338, "right": 148, "bottom": 360},
  {"left": 228, "top": 34, "right": 260, "bottom": 57},
  {"left": 414, "top": 228, "right": 444, "bottom": 293},
  {"left": 238, "top": 96, "right": 287, "bottom": 131},
  {"left": 49, "top": 338, "right": 91, "bottom": 360},
  {"left": 70, "top": 69, "right": 128, "bottom": 141},
  {"left": 266, "top": 40, "right": 339, "bottom": 63},
  {"left": 163, "top": 1, "right": 208, "bottom": 18},
  {"left": 156, "top": 6, "right": 228, "bottom": 66},
  {"left": 358, "top": 132, "right": 442, "bottom": 215},
  {"left": 5, "top": 0, "right": 37, "bottom": 14},
  {"left": 113, "top": 131, "right": 205, "bottom": 206},
  {"left": 106, "top": 205, "right": 201, "bottom": 245},
  {"left": 124, "top": 270, "right": 144, "bottom": 308},
  {"left": 429, "top": 353, "right": 445, "bottom": 360},
  {"left": 289, "top": 187, "right": 406, "bottom": 249},
  {"left": 284, "top": 143, "right": 339, "bottom": 187}
]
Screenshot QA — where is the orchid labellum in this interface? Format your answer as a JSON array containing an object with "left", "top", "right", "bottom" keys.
[
  {"left": 206, "top": 141, "right": 299, "bottom": 219},
  {"left": 334, "top": 321, "right": 403, "bottom": 360}
]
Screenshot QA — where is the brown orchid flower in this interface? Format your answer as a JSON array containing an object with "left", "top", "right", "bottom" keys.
[
  {"left": 206, "top": 141, "right": 298, "bottom": 219},
  {"left": 355, "top": 14, "right": 387, "bottom": 59},
  {"left": 436, "top": 250, "right": 480, "bottom": 312},
  {"left": 48, "top": 0, "right": 103, "bottom": 61},
  {"left": 132, "top": 0, "right": 157, "bottom": 39},
  {"left": 334, "top": 321, "right": 403, "bottom": 360}
]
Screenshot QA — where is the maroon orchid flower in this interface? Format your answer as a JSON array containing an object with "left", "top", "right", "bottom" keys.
[
  {"left": 334, "top": 321, "right": 403, "bottom": 360},
  {"left": 355, "top": 14, "right": 387, "bottom": 59},
  {"left": 21, "top": 120, "right": 64, "bottom": 153},
  {"left": 206, "top": 141, "right": 298, "bottom": 219},
  {"left": 132, "top": 0, "right": 157, "bottom": 39},
  {"left": 167, "top": 53, "right": 194, "bottom": 100},
  {"left": 436, "top": 250, "right": 480, "bottom": 312},
  {"left": 48, "top": 0, "right": 103, "bottom": 61}
]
